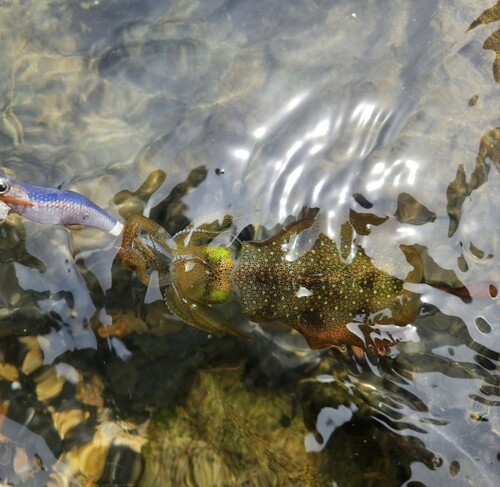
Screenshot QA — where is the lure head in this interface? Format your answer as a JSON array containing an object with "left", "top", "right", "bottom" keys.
[{"left": 0, "top": 175, "right": 34, "bottom": 210}]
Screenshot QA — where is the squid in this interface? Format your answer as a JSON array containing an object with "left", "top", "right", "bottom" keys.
[{"left": 118, "top": 214, "right": 423, "bottom": 351}]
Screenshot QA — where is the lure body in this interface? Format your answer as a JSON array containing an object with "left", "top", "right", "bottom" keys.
[{"left": 0, "top": 175, "right": 123, "bottom": 235}]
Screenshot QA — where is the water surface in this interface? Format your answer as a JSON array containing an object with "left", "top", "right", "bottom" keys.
[{"left": 0, "top": 1, "right": 498, "bottom": 486}]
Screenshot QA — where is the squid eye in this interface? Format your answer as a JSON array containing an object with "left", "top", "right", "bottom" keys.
[{"left": 0, "top": 178, "right": 9, "bottom": 194}]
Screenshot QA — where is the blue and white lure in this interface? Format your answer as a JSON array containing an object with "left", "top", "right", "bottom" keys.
[{"left": 0, "top": 174, "right": 123, "bottom": 236}]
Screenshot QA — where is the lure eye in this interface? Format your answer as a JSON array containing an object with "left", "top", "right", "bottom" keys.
[{"left": 0, "top": 178, "right": 9, "bottom": 194}]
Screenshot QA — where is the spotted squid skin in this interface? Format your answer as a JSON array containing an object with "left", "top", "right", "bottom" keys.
[{"left": 233, "top": 218, "right": 421, "bottom": 350}]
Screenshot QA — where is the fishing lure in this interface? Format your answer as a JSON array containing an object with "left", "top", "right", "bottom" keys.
[
  {"left": 0, "top": 174, "right": 123, "bottom": 235},
  {"left": 118, "top": 214, "right": 423, "bottom": 351}
]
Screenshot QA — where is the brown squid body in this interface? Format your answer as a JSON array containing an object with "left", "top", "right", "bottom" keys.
[
  {"left": 233, "top": 218, "right": 421, "bottom": 350},
  {"left": 118, "top": 215, "right": 422, "bottom": 350}
]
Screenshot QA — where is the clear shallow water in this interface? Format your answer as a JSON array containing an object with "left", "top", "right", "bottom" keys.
[{"left": 0, "top": 1, "right": 498, "bottom": 486}]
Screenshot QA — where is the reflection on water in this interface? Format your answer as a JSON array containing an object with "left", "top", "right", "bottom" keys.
[{"left": 0, "top": 0, "right": 499, "bottom": 486}]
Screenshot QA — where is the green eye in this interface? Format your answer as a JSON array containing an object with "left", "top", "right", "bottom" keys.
[
  {"left": 209, "top": 289, "right": 230, "bottom": 303},
  {"left": 207, "top": 247, "right": 231, "bottom": 261}
]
